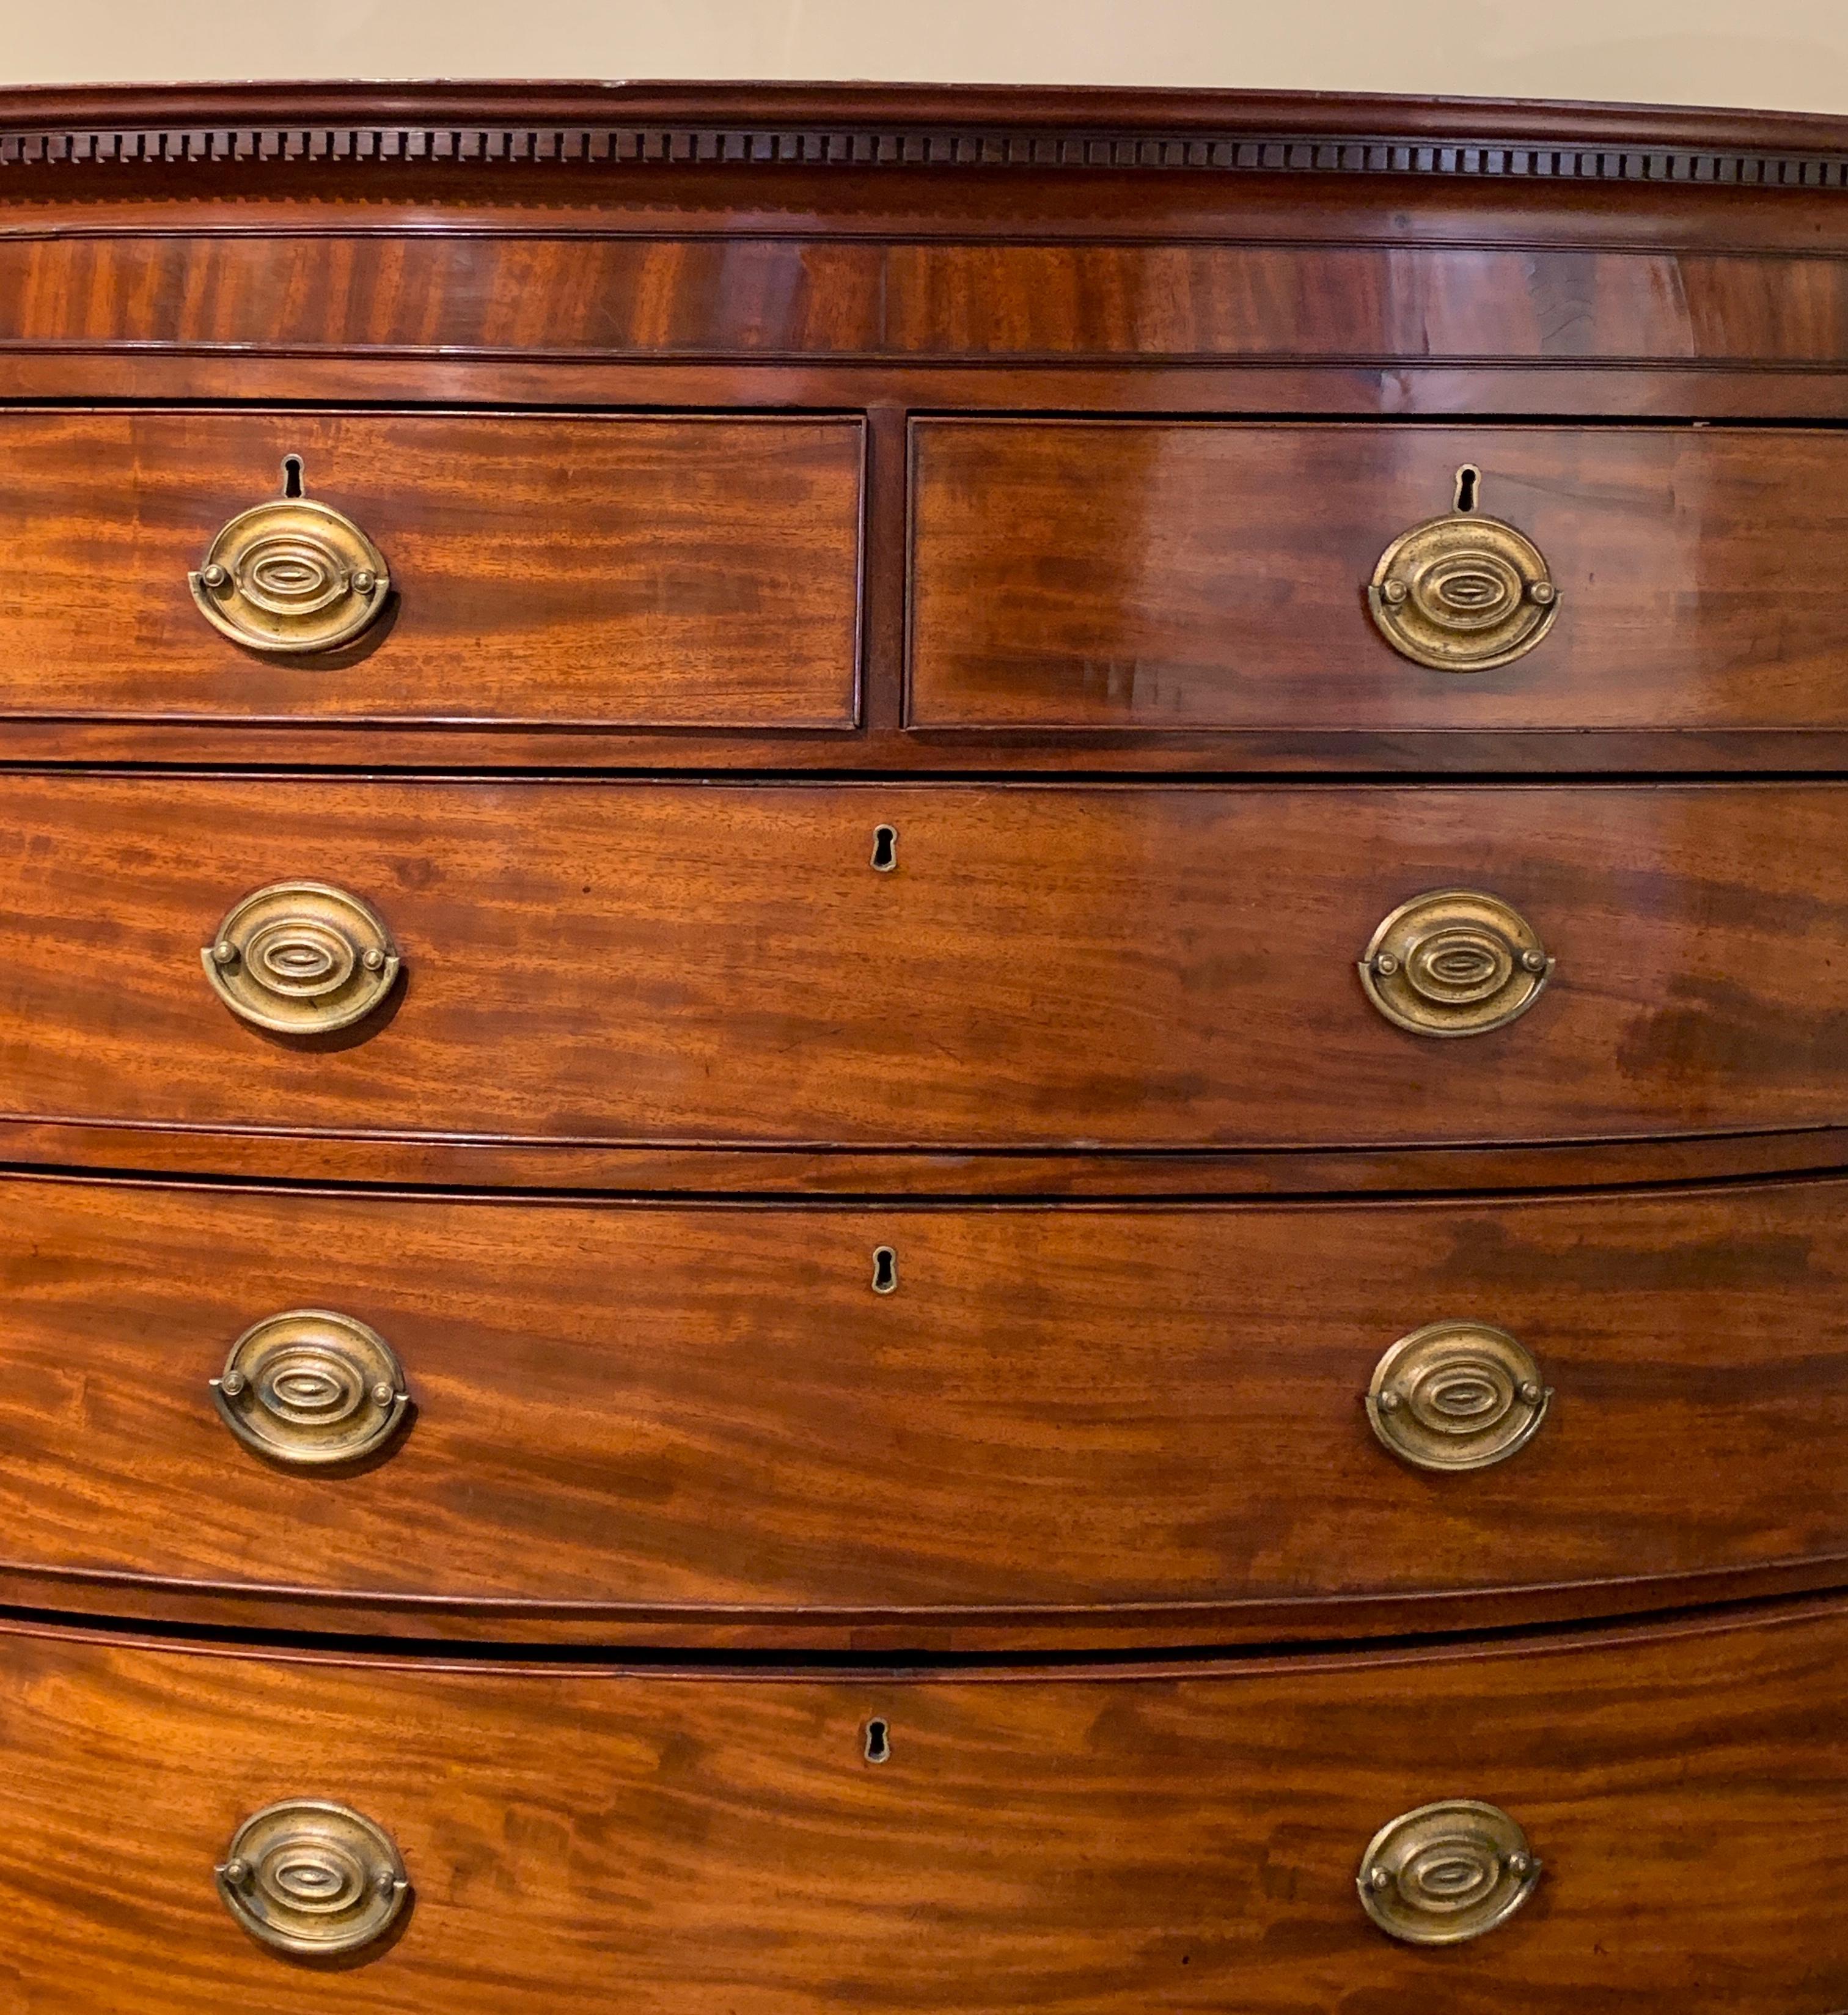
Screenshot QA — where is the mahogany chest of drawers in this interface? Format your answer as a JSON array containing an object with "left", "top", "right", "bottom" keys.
[{"left": 4, "top": 78, "right": 1848, "bottom": 2011}]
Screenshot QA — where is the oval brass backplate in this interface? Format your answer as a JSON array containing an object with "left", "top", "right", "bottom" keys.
[
  {"left": 1359, "top": 888, "right": 1552, "bottom": 1038},
  {"left": 216, "top": 1800, "right": 408, "bottom": 1958},
  {"left": 1358, "top": 1800, "right": 1541, "bottom": 1945},
  {"left": 1367, "top": 1321, "right": 1551, "bottom": 1472},
  {"left": 191, "top": 482, "right": 390, "bottom": 656},
  {"left": 1368, "top": 512, "right": 1559, "bottom": 671},
  {"left": 211, "top": 1309, "right": 410, "bottom": 1467},
  {"left": 202, "top": 881, "right": 400, "bottom": 1035}
]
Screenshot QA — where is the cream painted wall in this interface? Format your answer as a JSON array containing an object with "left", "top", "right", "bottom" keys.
[{"left": 3, "top": 0, "right": 1848, "bottom": 114}]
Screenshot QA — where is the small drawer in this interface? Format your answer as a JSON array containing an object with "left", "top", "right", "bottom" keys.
[
  {"left": 908, "top": 419, "right": 1848, "bottom": 733},
  {"left": 5, "top": 1173, "right": 1848, "bottom": 1639},
  {"left": 0, "top": 777, "right": 1844, "bottom": 1151},
  {"left": 0, "top": 1601, "right": 1842, "bottom": 2008},
  {"left": 0, "top": 409, "right": 862, "bottom": 728}
]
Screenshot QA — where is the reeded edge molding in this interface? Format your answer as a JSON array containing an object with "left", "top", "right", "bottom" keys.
[{"left": 1, "top": 81, "right": 1847, "bottom": 189}]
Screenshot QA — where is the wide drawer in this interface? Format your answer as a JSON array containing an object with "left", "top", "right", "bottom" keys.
[
  {"left": 2, "top": 777, "right": 1846, "bottom": 1150},
  {"left": 3, "top": 1601, "right": 1844, "bottom": 2011},
  {"left": 0, "top": 411, "right": 862, "bottom": 727},
  {"left": 909, "top": 420, "right": 1848, "bottom": 733},
  {"left": 6, "top": 1173, "right": 1848, "bottom": 1641}
]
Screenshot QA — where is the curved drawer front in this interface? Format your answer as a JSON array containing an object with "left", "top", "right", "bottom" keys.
[
  {"left": 1, "top": 1602, "right": 1844, "bottom": 2009},
  {"left": 0, "top": 777, "right": 1844, "bottom": 1149},
  {"left": 6, "top": 1173, "right": 1848, "bottom": 1632},
  {"left": 0, "top": 411, "right": 862, "bottom": 727},
  {"left": 910, "top": 419, "right": 1848, "bottom": 733}
]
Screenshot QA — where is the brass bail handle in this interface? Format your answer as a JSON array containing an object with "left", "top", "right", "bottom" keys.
[
  {"left": 191, "top": 453, "right": 391, "bottom": 656},
  {"left": 1358, "top": 1800, "right": 1542, "bottom": 1945},
  {"left": 1368, "top": 464, "right": 1560, "bottom": 672},
  {"left": 1366, "top": 1321, "right": 1552, "bottom": 1472},
  {"left": 1359, "top": 888, "right": 1552, "bottom": 1038},
  {"left": 203, "top": 880, "right": 402, "bottom": 1036},
  {"left": 211, "top": 1309, "right": 411, "bottom": 1468},
  {"left": 216, "top": 1800, "right": 409, "bottom": 1958}
]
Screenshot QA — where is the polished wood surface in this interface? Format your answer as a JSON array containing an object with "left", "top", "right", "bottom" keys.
[
  {"left": 9, "top": 1114, "right": 1848, "bottom": 1199},
  {"left": 2, "top": 1172, "right": 1847, "bottom": 1641},
  {"left": 9, "top": 233, "right": 1848, "bottom": 366},
  {"left": 0, "top": 411, "right": 861, "bottom": 728},
  {"left": 0, "top": 84, "right": 1844, "bottom": 770},
  {"left": 910, "top": 420, "right": 1848, "bottom": 732},
  {"left": 0, "top": 776, "right": 1843, "bottom": 1151},
  {"left": 2, "top": 81, "right": 1846, "bottom": 2006},
  {"left": 0, "top": 1598, "right": 1844, "bottom": 2011}
]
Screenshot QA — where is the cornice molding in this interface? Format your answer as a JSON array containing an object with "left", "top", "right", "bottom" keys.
[{"left": 2, "top": 82, "right": 1847, "bottom": 190}]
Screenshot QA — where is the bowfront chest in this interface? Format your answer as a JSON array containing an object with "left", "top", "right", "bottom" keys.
[{"left": 3, "top": 79, "right": 1848, "bottom": 2013}]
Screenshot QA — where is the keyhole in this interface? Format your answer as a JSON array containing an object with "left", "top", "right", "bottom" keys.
[
  {"left": 870, "top": 824, "right": 898, "bottom": 873},
  {"left": 1453, "top": 464, "right": 1481, "bottom": 514},
  {"left": 281, "top": 453, "right": 306, "bottom": 499},
  {"left": 864, "top": 1717, "right": 891, "bottom": 1764},
  {"left": 871, "top": 1246, "right": 898, "bottom": 1294}
]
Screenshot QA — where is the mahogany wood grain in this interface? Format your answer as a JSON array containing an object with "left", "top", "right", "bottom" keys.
[
  {"left": 8, "top": 230, "right": 1848, "bottom": 366},
  {"left": 1, "top": 1598, "right": 1846, "bottom": 2011},
  {"left": 8, "top": 81, "right": 1848, "bottom": 322},
  {"left": 18, "top": 1552, "right": 1848, "bottom": 1654},
  {"left": 0, "top": 352, "right": 1843, "bottom": 773},
  {"left": 0, "top": 78, "right": 1844, "bottom": 2009},
  {"left": 0, "top": 411, "right": 860, "bottom": 729},
  {"left": 7, "top": 1115, "right": 1848, "bottom": 1200},
  {"left": 10, "top": 353, "right": 1848, "bottom": 422},
  {"left": 0, "top": 78, "right": 1841, "bottom": 2007},
  {"left": 910, "top": 419, "right": 1848, "bottom": 733},
  {"left": 2, "top": 1172, "right": 1848, "bottom": 1642},
  {"left": 0, "top": 776, "right": 1846, "bottom": 1152}
]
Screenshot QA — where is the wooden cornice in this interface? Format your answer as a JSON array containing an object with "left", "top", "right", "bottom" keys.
[{"left": 1, "top": 81, "right": 1846, "bottom": 189}]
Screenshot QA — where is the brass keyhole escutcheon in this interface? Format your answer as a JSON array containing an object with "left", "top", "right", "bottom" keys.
[
  {"left": 216, "top": 1800, "right": 409, "bottom": 1958},
  {"left": 1368, "top": 468, "right": 1559, "bottom": 672},
  {"left": 203, "top": 881, "right": 401, "bottom": 1035},
  {"left": 1360, "top": 889, "right": 1552, "bottom": 1038},
  {"left": 191, "top": 457, "right": 391, "bottom": 656},
  {"left": 211, "top": 1309, "right": 410, "bottom": 1468},
  {"left": 1366, "top": 1321, "right": 1551, "bottom": 1472},
  {"left": 1358, "top": 1800, "right": 1542, "bottom": 1945}
]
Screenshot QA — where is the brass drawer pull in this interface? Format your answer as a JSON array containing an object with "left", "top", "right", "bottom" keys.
[
  {"left": 211, "top": 1309, "right": 409, "bottom": 1467},
  {"left": 216, "top": 1800, "right": 408, "bottom": 1958},
  {"left": 191, "top": 457, "right": 391, "bottom": 656},
  {"left": 203, "top": 880, "right": 401, "bottom": 1035},
  {"left": 1360, "top": 888, "right": 1551, "bottom": 1038},
  {"left": 1367, "top": 468, "right": 1560, "bottom": 672},
  {"left": 1358, "top": 1800, "right": 1541, "bottom": 1945},
  {"left": 1366, "top": 1321, "right": 1550, "bottom": 1472}
]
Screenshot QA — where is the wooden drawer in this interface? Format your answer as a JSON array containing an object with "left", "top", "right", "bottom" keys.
[
  {"left": 908, "top": 420, "right": 1848, "bottom": 733},
  {"left": 2, "top": 1600, "right": 1844, "bottom": 2011},
  {"left": 0, "top": 411, "right": 862, "bottom": 728},
  {"left": 7, "top": 1173, "right": 1848, "bottom": 1642},
  {"left": 2, "top": 777, "right": 1846, "bottom": 1151}
]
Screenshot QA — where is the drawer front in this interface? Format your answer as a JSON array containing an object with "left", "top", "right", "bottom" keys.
[
  {"left": 1, "top": 1604, "right": 1843, "bottom": 2011},
  {"left": 1, "top": 777, "right": 1844, "bottom": 1150},
  {"left": 909, "top": 420, "right": 1848, "bottom": 733},
  {"left": 0, "top": 411, "right": 861, "bottom": 727},
  {"left": 6, "top": 1174, "right": 1848, "bottom": 1631}
]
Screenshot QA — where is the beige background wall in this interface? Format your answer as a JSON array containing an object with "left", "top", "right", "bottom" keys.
[{"left": 4, "top": 0, "right": 1848, "bottom": 114}]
